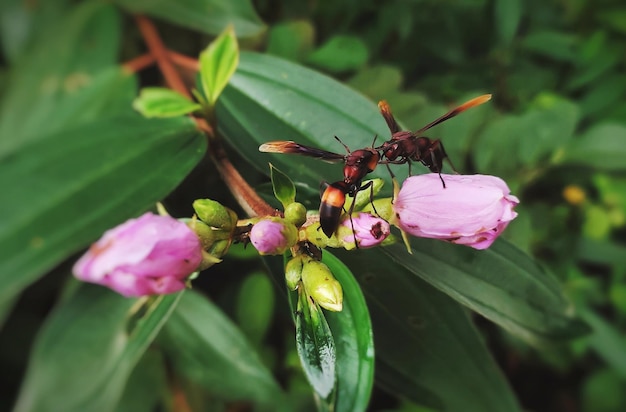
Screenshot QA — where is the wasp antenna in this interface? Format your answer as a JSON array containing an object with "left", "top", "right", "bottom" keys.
[
  {"left": 371, "top": 134, "right": 378, "bottom": 147},
  {"left": 415, "top": 94, "right": 492, "bottom": 135},
  {"left": 334, "top": 135, "right": 351, "bottom": 153}
]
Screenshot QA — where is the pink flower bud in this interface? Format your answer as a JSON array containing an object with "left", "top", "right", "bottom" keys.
[
  {"left": 342, "top": 212, "right": 390, "bottom": 248},
  {"left": 250, "top": 218, "right": 297, "bottom": 255},
  {"left": 393, "top": 174, "right": 519, "bottom": 250},
  {"left": 73, "top": 213, "right": 203, "bottom": 297}
]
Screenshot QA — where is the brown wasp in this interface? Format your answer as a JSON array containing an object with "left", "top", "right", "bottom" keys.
[
  {"left": 259, "top": 137, "right": 379, "bottom": 237},
  {"left": 377, "top": 94, "right": 492, "bottom": 186}
]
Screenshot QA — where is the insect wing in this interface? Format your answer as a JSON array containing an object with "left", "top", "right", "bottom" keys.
[
  {"left": 378, "top": 100, "right": 401, "bottom": 134},
  {"left": 259, "top": 141, "right": 345, "bottom": 163},
  {"left": 415, "top": 94, "right": 492, "bottom": 135}
]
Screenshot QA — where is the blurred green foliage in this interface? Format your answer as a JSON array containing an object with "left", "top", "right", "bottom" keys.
[{"left": 1, "top": 0, "right": 626, "bottom": 411}]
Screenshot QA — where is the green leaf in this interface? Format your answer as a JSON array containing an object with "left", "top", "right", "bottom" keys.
[
  {"left": 266, "top": 20, "right": 315, "bottom": 62},
  {"left": 116, "top": 351, "right": 168, "bottom": 412},
  {"left": 582, "top": 368, "right": 626, "bottom": 412},
  {"left": 13, "top": 285, "right": 182, "bottom": 412},
  {"left": 521, "top": 30, "right": 578, "bottom": 62},
  {"left": 596, "top": 8, "right": 626, "bottom": 35},
  {"left": 347, "top": 65, "right": 404, "bottom": 102},
  {"left": 382, "top": 239, "right": 589, "bottom": 344},
  {"left": 113, "top": 0, "right": 265, "bottom": 37},
  {"left": 0, "top": 3, "right": 123, "bottom": 153},
  {"left": 494, "top": 0, "right": 522, "bottom": 46},
  {"left": 580, "top": 308, "right": 626, "bottom": 378},
  {"left": 270, "top": 163, "right": 297, "bottom": 209},
  {"left": 296, "top": 287, "right": 336, "bottom": 399},
  {"left": 334, "top": 247, "right": 522, "bottom": 412},
  {"left": 133, "top": 87, "right": 202, "bottom": 118},
  {"left": 307, "top": 35, "right": 369, "bottom": 73},
  {"left": 519, "top": 94, "right": 580, "bottom": 165},
  {"left": 200, "top": 24, "right": 239, "bottom": 106},
  {"left": 217, "top": 52, "right": 392, "bottom": 189},
  {"left": 0, "top": 0, "right": 71, "bottom": 63},
  {"left": 323, "top": 253, "right": 374, "bottom": 412},
  {"left": 559, "top": 123, "right": 626, "bottom": 170},
  {"left": 0, "top": 116, "right": 206, "bottom": 302},
  {"left": 235, "top": 271, "right": 275, "bottom": 345},
  {"left": 160, "top": 291, "right": 283, "bottom": 405}
]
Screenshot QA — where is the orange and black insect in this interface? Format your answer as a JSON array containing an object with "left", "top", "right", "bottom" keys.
[
  {"left": 377, "top": 94, "right": 492, "bottom": 186},
  {"left": 259, "top": 137, "right": 379, "bottom": 237}
]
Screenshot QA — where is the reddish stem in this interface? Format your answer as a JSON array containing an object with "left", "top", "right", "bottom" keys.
[
  {"left": 122, "top": 53, "right": 156, "bottom": 73},
  {"left": 135, "top": 15, "right": 190, "bottom": 99},
  {"left": 134, "top": 16, "right": 274, "bottom": 218}
]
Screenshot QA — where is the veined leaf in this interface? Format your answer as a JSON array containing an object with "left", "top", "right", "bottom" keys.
[
  {"left": 133, "top": 87, "right": 202, "bottom": 118},
  {"left": 159, "top": 291, "right": 283, "bottom": 405},
  {"left": 113, "top": 0, "right": 265, "bottom": 37},
  {"left": 200, "top": 24, "right": 239, "bottom": 106},
  {"left": 270, "top": 163, "right": 296, "bottom": 209},
  {"left": 295, "top": 287, "right": 336, "bottom": 399},
  {"left": 0, "top": 116, "right": 206, "bottom": 302},
  {"left": 323, "top": 252, "right": 374, "bottom": 412},
  {"left": 335, "top": 247, "right": 522, "bottom": 412},
  {"left": 14, "top": 285, "right": 182, "bottom": 412}
]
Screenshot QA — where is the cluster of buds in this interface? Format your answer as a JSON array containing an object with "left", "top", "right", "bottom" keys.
[
  {"left": 72, "top": 170, "right": 518, "bottom": 304},
  {"left": 286, "top": 251, "right": 343, "bottom": 312}
]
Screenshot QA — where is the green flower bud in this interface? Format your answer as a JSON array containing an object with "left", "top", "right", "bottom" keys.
[
  {"left": 193, "top": 199, "right": 238, "bottom": 230},
  {"left": 285, "top": 255, "right": 309, "bottom": 290},
  {"left": 360, "top": 197, "right": 394, "bottom": 222},
  {"left": 188, "top": 219, "right": 216, "bottom": 249},
  {"left": 284, "top": 202, "right": 307, "bottom": 227},
  {"left": 352, "top": 178, "right": 385, "bottom": 211},
  {"left": 301, "top": 260, "right": 343, "bottom": 312}
]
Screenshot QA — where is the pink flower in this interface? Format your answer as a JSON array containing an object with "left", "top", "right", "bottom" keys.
[
  {"left": 250, "top": 218, "right": 297, "bottom": 255},
  {"left": 393, "top": 174, "right": 519, "bottom": 249},
  {"left": 73, "top": 213, "right": 203, "bottom": 297},
  {"left": 342, "top": 212, "right": 390, "bottom": 248}
]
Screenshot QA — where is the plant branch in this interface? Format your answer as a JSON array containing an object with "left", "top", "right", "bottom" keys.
[
  {"left": 135, "top": 16, "right": 275, "bottom": 218},
  {"left": 135, "top": 15, "right": 190, "bottom": 98},
  {"left": 122, "top": 53, "right": 156, "bottom": 73}
]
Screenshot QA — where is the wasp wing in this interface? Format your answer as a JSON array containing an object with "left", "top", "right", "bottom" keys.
[
  {"left": 378, "top": 100, "right": 401, "bottom": 134},
  {"left": 259, "top": 141, "right": 346, "bottom": 163}
]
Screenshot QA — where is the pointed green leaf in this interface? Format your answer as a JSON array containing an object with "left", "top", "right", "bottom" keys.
[
  {"left": 382, "top": 239, "right": 589, "bottom": 344},
  {"left": 323, "top": 252, "right": 374, "bottom": 412},
  {"left": 0, "top": 116, "right": 206, "bottom": 302},
  {"left": 335, "top": 248, "right": 522, "bottom": 412},
  {"left": 160, "top": 291, "right": 283, "bottom": 405},
  {"left": 270, "top": 163, "right": 296, "bottom": 208},
  {"left": 200, "top": 25, "right": 239, "bottom": 106},
  {"left": 295, "top": 288, "right": 336, "bottom": 399},
  {"left": 14, "top": 285, "right": 182, "bottom": 412},
  {"left": 133, "top": 87, "right": 202, "bottom": 118},
  {"left": 113, "top": 0, "right": 265, "bottom": 37},
  {"left": 494, "top": 0, "right": 522, "bottom": 46}
]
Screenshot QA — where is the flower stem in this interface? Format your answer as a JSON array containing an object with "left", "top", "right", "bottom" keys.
[{"left": 134, "top": 15, "right": 275, "bottom": 218}]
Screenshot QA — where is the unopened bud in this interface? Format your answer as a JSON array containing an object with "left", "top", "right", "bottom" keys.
[
  {"left": 301, "top": 260, "right": 343, "bottom": 312},
  {"left": 193, "top": 199, "right": 238, "bottom": 230},
  {"left": 284, "top": 202, "right": 307, "bottom": 227},
  {"left": 250, "top": 218, "right": 298, "bottom": 255},
  {"left": 285, "top": 255, "right": 308, "bottom": 290}
]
